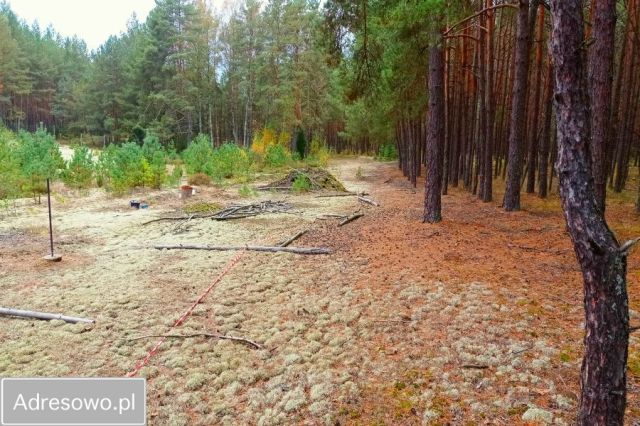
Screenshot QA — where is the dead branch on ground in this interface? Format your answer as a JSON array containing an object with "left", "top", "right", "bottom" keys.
[
  {"left": 315, "top": 192, "right": 368, "bottom": 198},
  {"left": 0, "top": 307, "right": 94, "bottom": 324},
  {"left": 278, "top": 229, "right": 309, "bottom": 247},
  {"left": 143, "top": 201, "right": 293, "bottom": 225},
  {"left": 358, "top": 196, "right": 380, "bottom": 207},
  {"left": 338, "top": 213, "right": 364, "bottom": 227},
  {"left": 127, "top": 332, "right": 263, "bottom": 349},
  {"left": 154, "top": 244, "right": 331, "bottom": 255}
]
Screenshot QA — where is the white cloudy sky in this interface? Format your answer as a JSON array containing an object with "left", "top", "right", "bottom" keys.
[{"left": 6, "top": 0, "right": 233, "bottom": 52}]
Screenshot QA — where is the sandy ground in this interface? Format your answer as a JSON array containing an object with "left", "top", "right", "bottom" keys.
[{"left": 1, "top": 157, "right": 640, "bottom": 425}]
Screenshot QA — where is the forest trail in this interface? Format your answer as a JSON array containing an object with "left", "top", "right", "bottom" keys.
[{"left": 1, "top": 157, "right": 640, "bottom": 425}]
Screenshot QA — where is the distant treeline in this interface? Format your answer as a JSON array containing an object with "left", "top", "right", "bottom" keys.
[{"left": 0, "top": 0, "right": 362, "bottom": 152}]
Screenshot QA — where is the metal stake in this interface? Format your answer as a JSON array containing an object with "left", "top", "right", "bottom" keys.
[{"left": 43, "top": 178, "right": 61, "bottom": 262}]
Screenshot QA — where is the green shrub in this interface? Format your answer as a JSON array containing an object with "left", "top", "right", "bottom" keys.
[
  {"left": 209, "top": 143, "right": 252, "bottom": 181},
  {"left": 95, "top": 145, "right": 115, "bottom": 188},
  {"left": 141, "top": 134, "right": 163, "bottom": 161},
  {"left": 16, "top": 128, "right": 64, "bottom": 199},
  {"left": 292, "top": 174, "right": 311, "bottom": 192},
  {"left": 105, "top": 142, "right": 145, "bottom": 193},
  {"left": 238, "top": 184, "right": 256, "bottom": 197},
  {"left": 307, "top": 138, "right": 330, "bottom": 167},
  {"left": 183, "top": 136, "right": 252, "bottom": 182},
  {"left": 182, "top": 135, "right": 214, "bottom": 175},
  {"left": 377, "top": 143, "right": 398, "bottom": 161},
  {"left": 63, "top": 145, "right": 94, "bottom": 189},
  {"left": 167, "top": 165, "right": 183, "bottom": 186},
  {"left": 97, "top": 141, "right": 168, "bottom": 194},
  {"left": 0, "top": 127, "right": 21, "bottom": 200},
  {"left": 264, "top": 144, "right": 291, "bottom": 168},
  {"left": 147, "top": 150, "right": 166, "bottom": 189}
]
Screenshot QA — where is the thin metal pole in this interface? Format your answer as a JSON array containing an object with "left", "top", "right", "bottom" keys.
[{"left": 46, "top": 178, "right": 54, "bottom": 257}]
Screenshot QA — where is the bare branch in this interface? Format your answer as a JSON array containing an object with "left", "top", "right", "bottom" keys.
[
  {"left": 619, "top": 237, "right": 640, "bottom": 255},
  {"left": 444, "top": 3, "right": 518, "bottom": 36},
  {"left": 127, "top": 332, "right": 264, "bottom": 349}
]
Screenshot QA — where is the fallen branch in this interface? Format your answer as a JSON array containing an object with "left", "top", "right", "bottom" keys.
[
  {"left": 358, "top": 196, "right": 379, "bottom": 207},
  {"left": 142, "top": 214, "right": 217, "bottom": 226},
  {"left": 338, "top": 213, "right": 364, "bottom": 227},
  {"left": 155, "top": 244, "right": 331, "bottom": 255},
  {"left": 257, "top": 186, "right": 293, "bottom": 191},
  {"left": 213, "top": 201, "right": 293, "bottom": 221},
  {"left": 510, "top": 344, "right": 534, "bottom": 357},
  {"left": 0, "top": 307, "right": 94, "bottom": 324},
  {"left": 620, "top": 237, "right": 640, "bottom": 255},
  {"left": 315, "top": 192, "right": 364, "bottom": 198},
  {"left": 278, "top": 229, "right": 308, "bottom": 247},
  {"left": 127, "top": 332, "right": 264, "bottom": 349},
  {"left": 461, "top": 364, "right": 489, "bottom": 369},
  {"left": 319, "top": 213, "right": 349, "bottom": 219}
]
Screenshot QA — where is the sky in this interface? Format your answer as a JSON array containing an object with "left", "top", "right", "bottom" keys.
[{"left": 6, "top": 0, "right": 232, "bottom": 52}]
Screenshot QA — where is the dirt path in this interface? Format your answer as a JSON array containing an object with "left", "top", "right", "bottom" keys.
[{"left": 1, "top": 157, "right": 639, "bottom": 425}]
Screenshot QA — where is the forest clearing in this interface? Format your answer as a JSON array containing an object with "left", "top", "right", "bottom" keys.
[
  {"left": 2, "top": 0, "right": 640, "bottom": 424},
  {"left": 1, "top": 156, "right": 640, "bottom": 425},
  {"left": 0, "top": 153, "right": 640, "bottom": 425}
]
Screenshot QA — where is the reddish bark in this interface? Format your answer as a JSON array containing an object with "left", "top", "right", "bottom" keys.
[
  {"left": 550, "top": 0, "right": 629, "bottom": 424},
  {"left": 424, "top": 36, "right": 445, "bottom": 223},
  {"left": 504, "top": 0, "right": 536, "bottom": 211},
  {"left": 588, "top": 0, "right": 616, "bottom": 212}
]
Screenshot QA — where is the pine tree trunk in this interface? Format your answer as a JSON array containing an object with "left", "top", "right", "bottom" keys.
[
  {"left": 538, "top": 55, "right": 553, "bottom": 198},
  {"left": 526, "top": 4, "right": 545, "bottom": 194},
  {"left": 504, "top": 0, "right": 535, "bottom": 210},
  {"left": 424, "top": 36, "right": 445, "bottom": 224},
  {"left": 588, "top": 0, "right": 616, "bottom": 212},
  {"left": 550, "top": 1, "right": 629, "bottom": 424},
  {"left": 482, "top": 0, "right": 495, "bottom": 202}
]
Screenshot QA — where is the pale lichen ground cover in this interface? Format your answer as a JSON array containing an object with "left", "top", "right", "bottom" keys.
[{"left": 0, "top": 158, "right": 620, "bottom": 425}]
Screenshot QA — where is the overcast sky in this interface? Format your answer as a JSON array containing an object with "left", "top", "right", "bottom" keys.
[{"left": 6, "top": 0, "right": 232, "bottom": 52}]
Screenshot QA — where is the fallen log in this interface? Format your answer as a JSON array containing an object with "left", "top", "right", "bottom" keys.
[
  {"left": 278, "top": 229, "right": 308, "bottom": 247},
  {"left": 257, "top": 186, "right": 293, "bottom": 191},
  {"left": 0, "top": 307, "right": 94, "bottom": 324},
  {"left": 154, "top": 244, "right": 331, "bottom": 255},
  {"left": 127, "top": 332, "right": 264, "bottom": 349},
  {"left": 338, "top": 213, "right": 364, "bottom": 227},
  {"left": 357, "top": 196, "right": 379, "bottom": 207},
  {"left": 315, "top": 192, "right": 360, "bottom": 198},
  {"left": 142, "top": 213, "right": 217, "bottom": 226}
]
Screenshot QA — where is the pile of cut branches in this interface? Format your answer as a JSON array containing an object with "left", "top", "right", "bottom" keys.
[
  {"left": 213, "top": 200, "right": 292, "bottom": 220},
  {"left": 143, "top": 200, "right": 293, "bottom": 226},
  {"left": 259, "top": 167, "right": 346, "bottom": 192}
]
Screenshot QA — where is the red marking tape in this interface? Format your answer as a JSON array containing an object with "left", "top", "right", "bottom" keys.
[{"left": 126, "top": 248, "right": 248, "bottom": 377}]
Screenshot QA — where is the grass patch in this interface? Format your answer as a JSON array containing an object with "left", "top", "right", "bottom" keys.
[
  {"left": 238, "top": 184, "right": 257, "bottom": 197},
  {"left": 292, "top": 175, "right": 311, "bottom": 192},
  {"left": 183, "top": 202, "right": 221, "bottom": 214}
]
